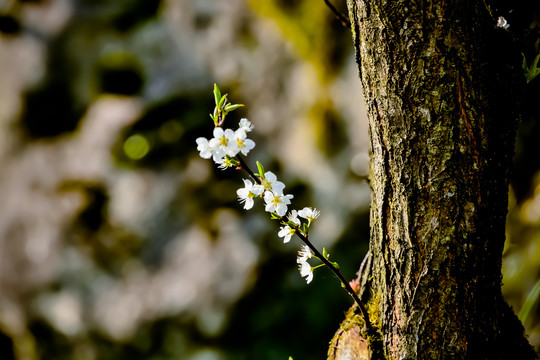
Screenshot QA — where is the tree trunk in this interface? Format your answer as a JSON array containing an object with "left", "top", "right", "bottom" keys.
[{"left": 329, "top": 1, "right": 537, "bottom": 359}]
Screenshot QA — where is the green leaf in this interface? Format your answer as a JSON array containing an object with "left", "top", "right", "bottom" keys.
[
  {"left": 522, "top": 53, "right": 529, "bottom": 72},
  {"left": 224, "top": 103, "right": 244, "bottom": 112},
  {"left": 211, "top": 107, "right": 219, "bottom": 125},
  {"left": 218, "top": 93, "right": 228, "bottom": 110},
  {"left": 332, "top": 261, "right": 340, "bottom": 269},
  {"left": 223, "top": 155, "right": 240, "bottom": 167},
  {"left": 271, "top": 212, "right": 281, "bottom": 220},
  {"left": 522, "top": 52, "right": 540, "bottom": 83},
  {"left": 532, "top": 52, "right": 540, "bottom": 71},
  {"left": 302, "top": 223, "right": 309, "bottom": 235},
  {"left": 529, "top": 53, "right": 540, "bottom": 83},
  {"left": 286, "top": 221, "right": 298, "bottom": 228},
  {"left": 322, "top": 247, "right": 329, "bottom": 259},
  {"left": 213, "top": 83, "right": 222, "bottom": 106},
  {"left": 256, "top": 161, "right": 265, "bottom": 178},
  {"left": 519, "top": 278, "right": 540, "bottom": 325}
]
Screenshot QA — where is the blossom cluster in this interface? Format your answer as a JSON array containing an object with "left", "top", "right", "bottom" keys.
[
  {"left": 195, "top": 84, "right": 323, "bottom": 284},
  {"left": 277, "top": 208, "right": 320, "bottom": 243},
  {"left": 235, "top": 167, "right": 321, "bottom": 284},
  {"left": 196, "top": 118, "right": 255, "bottom": 169},
  {"left": 237, "top": 170, "right": 293, "bottom": 215}
]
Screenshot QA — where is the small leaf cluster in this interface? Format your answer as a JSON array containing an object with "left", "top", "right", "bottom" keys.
[
  {"left": 522, "top": 52, "right": 540, "bottom": 83},
  {"left": 210, "top": 83, "right": 244, "bottom": 126}
]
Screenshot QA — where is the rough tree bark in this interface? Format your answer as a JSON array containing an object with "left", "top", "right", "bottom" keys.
[{"left": 328, "top": 1, "right": 537, "bottom": 359}]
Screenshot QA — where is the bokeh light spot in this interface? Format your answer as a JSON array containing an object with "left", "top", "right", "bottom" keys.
[
  {"left": 123, "top": 134, "right": 150, "bottom": 160},
  {"left": 159, "top": 120, "right": 183, "bottom": 143}
]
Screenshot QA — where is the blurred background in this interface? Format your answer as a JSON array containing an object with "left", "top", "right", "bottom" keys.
[{"left": 0, "top": 1, "right": 538, "bottom": 359}]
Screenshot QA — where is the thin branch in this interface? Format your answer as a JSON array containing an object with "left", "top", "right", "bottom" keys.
[
  {"left": 323, "top": 0, "right": 351, "bottom": 29},
  {"left": 236, "top": 155, "right": 260, "bottom": 185},
  {"left": 293, "top": 230, "right": 373, "bottom": 333},
  {"left": 235, "top": 155, "right": 373, "bottom": 333}
]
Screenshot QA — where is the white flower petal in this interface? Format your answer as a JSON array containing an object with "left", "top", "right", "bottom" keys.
[
  {"left": 278, "top": 226, "right": 294, "bottom": 243},
  {"left": 276, "top": 203, "right": 288, "bottom": 217},
  {"left": 298, "top": 261, "right": 313, "bottom": 284},
  {"left": 244, "top": 197, "right": 254, "bottom": 210},
  {"left": 237, "top": 179, "right": 261, "bottom": 210},
  {"left": 297, "top": 245, "right": 313, "bottom": 264},
  {"left": 251, "top": 184, "right": 264, "bottom": 196},
  {"left": 239, "top": 118, "right": 254, "bottom": 133},
  {"left": 195, "top": 137, "right": 212, "bottom": 159},
  {"left": 298, "top": 207, "right": 320, "bottom": 224},
  {"left": 288, "top": 210, "right": 300, "bottom": 225},
  {"left": 213, "top": 127, "right": 224, "bottom": 138}
]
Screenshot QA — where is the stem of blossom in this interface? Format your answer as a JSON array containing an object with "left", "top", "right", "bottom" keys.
[
  {"left": 234, "top": 155, "right": 373, "bottom": 333},
  {"left": 236, "top": 155, "right": 261, "bottom": 185}
]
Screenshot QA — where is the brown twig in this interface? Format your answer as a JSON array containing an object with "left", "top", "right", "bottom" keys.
[{"left": 323, "top": 0, "right": 351, "bottom": 29}]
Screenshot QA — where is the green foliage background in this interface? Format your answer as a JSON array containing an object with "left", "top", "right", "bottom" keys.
[{"left": 0, "top": 1, "right": 538, "bottom": 359}]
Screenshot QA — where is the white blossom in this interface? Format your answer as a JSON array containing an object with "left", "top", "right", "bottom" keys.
[
  {"left": 297, "top": 207, "right": 320, "bottom": 225},
  {"left": 196, "top": 137, "right": 224, "bottom": 162},
  {"left": 287, "top": 209, "right": 300, "bottom": 224},
  {"left": 196, "top": 137, "right": 212, "bottom": 158},
  {"left": 237, "top": 179, "right": 264, "bottom": 210},
  {"left": 213, "top": 127, "right": 237, "bottom": 157},
  {"left": 260, "top": 171, "right": 285, "bottom": 194},
  {"left": 264, "top": 191, "right": 293, "bottom": 217},
  {"left": 233, "top": 129, "right": 255, "bottom": 156},
  {"left": 297, "top": 245, "right": 313, "bottom": 264},
  {"left": 238, "top": 118, "right": 254, "bottom": 136},
  {"left": 298, "top": 261, "right": 314, "bottom": 284},
  {"left": 277, "top": 210, "right": 300, "bottom": 243},
  {"left": 497, "top": 16, "right": 510, "bottom": 29},
  {"left": 278, "top": 225, "right": 296, "bottom": 243}
]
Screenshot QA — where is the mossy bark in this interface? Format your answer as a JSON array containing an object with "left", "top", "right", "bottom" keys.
[{"left": 329, "top": 1, "right": 537, "bottom": 359}]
